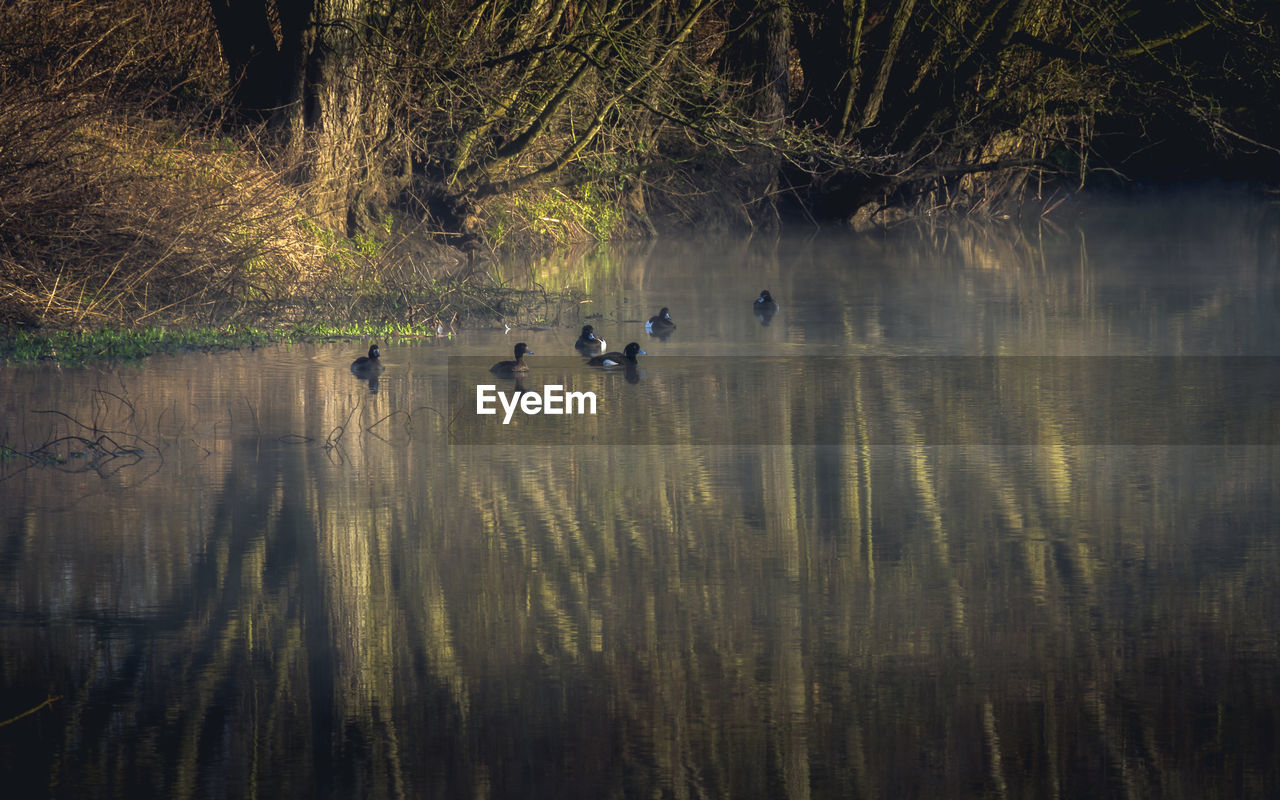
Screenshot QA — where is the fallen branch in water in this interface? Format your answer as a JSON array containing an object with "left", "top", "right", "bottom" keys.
[
  {"left": 325, "top": 403, "right": 360, "bottom": 450},
  {"left": 0, "top": 695, "right": 62, "bottom": 728},
  {"left": 2, "top": 433, "right": 149, "bottom": 478},
  {"left": 2, "top": 403, "right": 160, "bottom": 480}
]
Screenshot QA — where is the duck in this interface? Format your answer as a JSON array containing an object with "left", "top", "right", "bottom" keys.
[
  {"left": 588, "top": 341, "right": 645, "bottom": 367},
  {"left": 754, "top": 290, "right": 778, "bottom": 326},
  {"left": 350, "top": 343, "right": 383, "bottom": 375},
  {"left": 574, "top": 324, "right": 606, "bottom": 355},
  {"left": 491, "top": 342, "right": 533, "bottom": 376},
  {"left": 645, "top": 307, "right": 675, "bottom": 336}
]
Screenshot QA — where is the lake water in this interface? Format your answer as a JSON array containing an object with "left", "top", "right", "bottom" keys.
[{"left": 2, "top": 195, "right": 1279, "bottom": 797}]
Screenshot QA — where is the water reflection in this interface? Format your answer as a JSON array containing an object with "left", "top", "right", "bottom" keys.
[
  {"left": 2, "top": 197, "right": 1279, "bottom": 798},
  {"left": 449, "top": 355, "right": 1280, "bottom": 445}
]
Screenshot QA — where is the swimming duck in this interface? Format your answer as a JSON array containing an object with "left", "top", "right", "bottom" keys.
[
  {"left": 574, "top": 324, "right": 606, "bottom": 355},
  {"left": 645, "top": 307, "right": 675, "bottom": 336},
  {"left": 351, "top": 343, "right": 383, "bottom": 374},
  {"left": 754, "top": 290, "right": 778, "bottom": 326},
  {"left": 588, "top": 341, "right": 645, "bottom": 367},
  {"left": 491, "top": 342, "right": 533, "bottom": 376}
]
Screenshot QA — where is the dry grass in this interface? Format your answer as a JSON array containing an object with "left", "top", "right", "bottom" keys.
[
  {"left": 0, "top": 0, "right": 325, "bottom": 329},
  {"left": 0, "top": 0, "right": 514, "bottom": 334},
  {"left": 0, "top": 89, "right": 548, "bottom": 333},
  {"left": 0, "top": 106, "right": 332, "bottom": 327}
]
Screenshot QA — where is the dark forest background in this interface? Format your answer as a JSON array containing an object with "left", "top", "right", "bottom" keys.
[{"left": 2, "top": 0, "right": 1278, "bottom": 328}]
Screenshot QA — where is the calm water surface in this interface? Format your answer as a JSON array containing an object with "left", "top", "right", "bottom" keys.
[{"left": 2, "top": 196, "right": 1279, "bottom": 798}]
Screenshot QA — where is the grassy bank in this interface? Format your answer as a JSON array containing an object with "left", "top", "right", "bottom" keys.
[
  {"left": 0, "top": 0, "right": 583, "bottom": 355},
  {"left": 0, "top": 323, "right": 442, "bottom": 366},
  {"left": 0, "top": 86, "right": 578, "bottom": 363},
  {"left": 1, "top": 279, "right": 584, "bottom": 365},
  {"left": 0, "top": 101, "right": 516, "bottom": 338}
]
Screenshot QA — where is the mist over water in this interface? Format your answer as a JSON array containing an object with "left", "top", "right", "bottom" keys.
[{"left": 3, "top": 196, "right": 1279, "bottom": 798}]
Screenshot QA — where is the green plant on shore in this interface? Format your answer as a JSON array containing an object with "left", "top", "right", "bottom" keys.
[
  {"left": 483, "top": 186, "right": 623, "bottom": 250},
  {"left": 0, "top": 322, "right": 449, "bottom": 366},
  {"left": 353, "top": 233, "right": 383, "bottom": 260}
]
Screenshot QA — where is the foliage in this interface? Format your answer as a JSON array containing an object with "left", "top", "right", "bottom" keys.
[
  {"left": 785, "top": 0, "right": 1280, "bottom": 216},
  {"left": 330, "top": 0, "right": 1280, "bottom": 228},
  {"left": 0, "top": 1, "right": 328, "bottom": 327},
  {"left": 486, "top": 187, "right": 625, "bottom": 250},
  {"left": 0, "top": 1, "right": 570, "bottom": 335},
  {"left": 0, "top": 321, "right": 453, "bottom": 366}
]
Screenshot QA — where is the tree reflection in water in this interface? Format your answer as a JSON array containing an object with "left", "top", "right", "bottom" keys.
[{"left": 3, "top": 206, "right": 1279, "bottom": 798}]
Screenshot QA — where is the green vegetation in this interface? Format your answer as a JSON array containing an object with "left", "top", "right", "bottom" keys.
[
  {"left": 489, "top": 187, "right": 626, "bottom": 250},
  {"left": 0, "top": 323, "right": 448, "bottom": 366}
]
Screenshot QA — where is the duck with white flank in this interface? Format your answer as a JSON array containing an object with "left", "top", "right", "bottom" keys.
[{"left": 587, "top": 342, "right": 645, "bottom": 367}]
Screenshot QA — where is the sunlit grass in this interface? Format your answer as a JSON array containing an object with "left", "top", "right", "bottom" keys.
[{"left": 0, "top": 322, "right": 449, "bottom": 366}]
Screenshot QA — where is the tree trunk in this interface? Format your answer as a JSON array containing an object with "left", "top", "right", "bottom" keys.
[
  {"left": 304, "top": 0, "right": 389, "bottom": 233},
  {"left": 793, "top": 0, "right": 865, "bottom": 139},
  {"left": 722, "top": 0, "right": 790, "bottom": 226},
  {"left": 207, "top": 0, "right": 313, "bottom": 119},
  {"left": 209, "top": 0, "right": 392, "bottom": 235},
  {"left": 860, "top": 0, "right": 918, "bottom": 130}
]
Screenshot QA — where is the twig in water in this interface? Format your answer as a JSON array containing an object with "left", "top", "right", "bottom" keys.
[
  {"left": 325, "top": 403, "right": 360, "bottom": 449},
  {"left": 0, "top": 695, "right": 62, "bottom": 728}
]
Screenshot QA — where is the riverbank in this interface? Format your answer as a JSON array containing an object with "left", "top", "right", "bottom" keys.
[
  {"left": 0, "top": 323, "right": 437, "bottom": 366},
  {"left": 7, "top": 0, "right": 1276, "bottom": 356},
  {"left": 0, "top": 236, "right": 584, "bottom": 365},
  {"left": 0, "top": 277, "right": 584, "bottom": 365}
]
